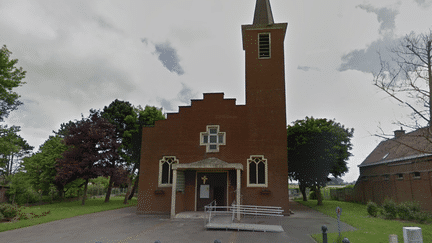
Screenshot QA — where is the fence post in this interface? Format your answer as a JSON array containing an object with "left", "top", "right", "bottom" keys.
[
  {"left": 342, "top": 238, "right": 350, "bottom": 243},
  {"left": 322, "top": 225, "right": 328, "bottom": 243}
]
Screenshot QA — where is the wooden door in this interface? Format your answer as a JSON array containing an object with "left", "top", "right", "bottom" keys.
[{"left": 196, "top": 172, "right": 227, "bottom": 211}]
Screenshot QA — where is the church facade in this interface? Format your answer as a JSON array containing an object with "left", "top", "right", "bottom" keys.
[{"left": 137, "top": 0, "right": 289, "bottom": 217}]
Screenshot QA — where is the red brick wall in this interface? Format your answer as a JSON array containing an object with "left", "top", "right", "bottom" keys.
[{"left": 355, "top": 158, "right": 432, "bottom": 212}]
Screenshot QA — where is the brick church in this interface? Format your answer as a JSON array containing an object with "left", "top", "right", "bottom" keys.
[{"left": 137, "top": 0, "right": 289, "bottom": 217}]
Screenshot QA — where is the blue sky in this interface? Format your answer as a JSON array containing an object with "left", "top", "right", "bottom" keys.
[{"left": 1, "top": 0, "right": 432, "bottom": 183}]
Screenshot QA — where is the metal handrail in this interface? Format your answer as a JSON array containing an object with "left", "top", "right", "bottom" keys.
[{"left": 204, "top": 204, "right": 284, "bottom": 225}]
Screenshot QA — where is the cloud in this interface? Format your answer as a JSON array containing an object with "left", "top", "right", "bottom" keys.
[
  {"left": 297, "top": 66, "right": 320, "bottom": 72},
  {"left": 157, "top": 97, "right": 174, "bottom": 112},
  {"left": 153, "top": 42, "right": 185, "bottom": 75},
  {"left": 414, "top": 0, "right": 432, "bottom": 8},
  {"left": 157, "top": 83, "right": 197, "bottom": 112},
  {"left": 177, "top": 83, "right": 197, "bottom": 104},
  {"left": 356, "top": 4, "right": 399, "bottom": 36},
  {"left": 339, "top": 4, "right": 403, "bottom": 74},
  {"left": 338, "top": 36, "right": 403, "bottom": 73},
  {"left": 141, "top": 38, "right": 148, "bottom": 45}
]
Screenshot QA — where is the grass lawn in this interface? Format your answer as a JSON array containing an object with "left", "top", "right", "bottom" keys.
[
  {"left": 0, "top": 196, "right": 137, "bottom": 233},
  {"left": 296, "top": 199, "right": 432, "bottom": 243}
]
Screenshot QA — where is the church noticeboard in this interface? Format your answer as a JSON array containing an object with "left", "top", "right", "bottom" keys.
[{"left": 200, "top": 185, "right": 210, "bottom": 198}]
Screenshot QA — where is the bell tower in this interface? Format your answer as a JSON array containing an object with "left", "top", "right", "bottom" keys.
[
  {"left": 241, "top": 0, "right": 289, "bottom": 212},
  {"left": 242, "top": 0, "right": 288, "bottom": 143},
  {"left": 242, "top": 0, "right": 287, "bottom": 111}
]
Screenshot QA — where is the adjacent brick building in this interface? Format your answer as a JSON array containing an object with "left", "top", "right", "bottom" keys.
[
  {"left": 354, "top": 127, "right": 432, "bottom": 212},
  {"left": 137, "top": 0, "right": 290, "bottom": 217}
]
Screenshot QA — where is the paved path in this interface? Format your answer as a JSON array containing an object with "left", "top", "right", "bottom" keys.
[{"left": 0, "top": 200, "right": 357, "bottom": 243}]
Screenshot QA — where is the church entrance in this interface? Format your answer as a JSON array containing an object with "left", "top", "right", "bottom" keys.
[{"left": 196, "top": 172, "right": 227, "bottom": 211}]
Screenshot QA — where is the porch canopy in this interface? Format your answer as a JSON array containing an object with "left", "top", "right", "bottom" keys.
[
  {"left": 172, "top": 157, "right": 243, "bottom": 170},
  {"left": 170, "top": 157, "right": 243, "bottom": 218}
]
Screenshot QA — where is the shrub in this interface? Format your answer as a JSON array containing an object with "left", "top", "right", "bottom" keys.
[
  {"left": 367, "top": 201, "right": 379, "bottom": 217},
  {"left": 0, "top": 203, "right": 18, "bottom": 219},
  {"left": 410, "top": 211, "right": 432, "bottom": 224},
  {"left": 382, "top": 198, "right": 398, "bottom": 219},
  {"left": 397, "top": 201, "right": 421, "bottom": 220},
  {"left": 0, "top": 211, "right": 4, "bottom": 221}
]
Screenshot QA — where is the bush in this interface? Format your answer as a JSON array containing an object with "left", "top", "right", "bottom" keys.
[
  {"left": 0, "top": 203, "right": 18, "bottom": 219},
  {"left": 367, "top": 201, "right": 379, "bottom": 217},
  {"left": 382, "top": 198, "right": 398, "bottom": 219},
  {"left": 0, "top": 211, "right": 4, "bottom": 221},
  {"left": 396, "top": 201, "right": 421, "bottom": 220},
  {"left": 412, "top": 211, "right": 430, "bottom": 223}
]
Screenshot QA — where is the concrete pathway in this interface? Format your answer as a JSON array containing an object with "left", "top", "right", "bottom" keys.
[{"left": 0, "top": 200, "right": 357, "bottom": 243}]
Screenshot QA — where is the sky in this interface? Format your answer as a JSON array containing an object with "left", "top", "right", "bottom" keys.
[{"left": 1, "top": 0, "right": 432, "bottom": 183}]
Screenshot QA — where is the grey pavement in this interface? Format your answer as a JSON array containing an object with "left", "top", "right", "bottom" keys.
[{"left": 0, "top": 200, "right": 357, "bottom": 243}]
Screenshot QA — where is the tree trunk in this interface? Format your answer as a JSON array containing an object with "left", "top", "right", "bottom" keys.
[
  {"left": 123, "top": 175, "right": 132, "bottom": 204},
  {"left": 316, "top": 186, "right": 323, "bottom": 206},
  {"left": 427, "top": 40, "right": 432, "bottom": 129},
  {"left": 9, "top": 153, "right": 14, "bottom": 175},
  {"left": 128, "top": 175, "right": 139, "bottom": 200},
  {"left": 82, "top": 178, "right": 89, "bottom": 206},
  {"left": 105, "top": 176, "right": 114, "bottom": 203},
  {"left": 299, "top": 183, "right": 307, "bottom": 201}
]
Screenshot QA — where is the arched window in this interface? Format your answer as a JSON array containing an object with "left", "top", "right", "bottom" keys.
[
  {"left": 158, "top": 156, "right": 178, "bottom": 187},
  {"left": 247, "top": 155, "right": 268, "bottom": 187}
]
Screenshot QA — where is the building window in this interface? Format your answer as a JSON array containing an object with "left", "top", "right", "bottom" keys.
[
  {"left": 158, "top": 156, "right": 178, "bottom": 187},
  {"left": 397, "top": 173, "right": 404, "bottom": 180},
  {"left": 384, "top": 174, "right": 390, "bottom": 180},
  {"left": 200, "top": 125, "right": 226, "bottom": 153},
  {"left": 258, "top": 33, "right": 271, "bottom": 58},
  {"left": 413, "top": 172, "right": 421, "bottom": 178},
  {"left": 247, "top": 155, "right": 268, "bottom": 187}
]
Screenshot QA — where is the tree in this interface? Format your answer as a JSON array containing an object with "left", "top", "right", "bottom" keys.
[
  {"left": 55, "top": 112, "right": 120, "bottom": 205},
  {"left": 98, "top": 101, "right": 165, "bottom": 204},
  {"left": 124, "top": 105, "right": 165, "bottom": 202},
  {"left": 0, "top": 45, "right": 26, "bottom": 122},
  {"left": 373, "top": 29, "right": 432, "bottom": 131},
  {"left": 0, "top": 125, "right": 33, "bottom": 180},
  {"left": 99, "top": 100, "right": 137, "bottom": 203},
  {"left": 288, "top": 117, "right": 353, "bottom": 205},
  {"left": 22, "top": 135, "right": 68, "bottom": 197}
]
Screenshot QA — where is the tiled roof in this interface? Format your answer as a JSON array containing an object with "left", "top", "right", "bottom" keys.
[
  {"left": 253, "top": 0, "right": 274, "bottom": 26},
  {"left": 359, "top": 127, "right": 432, "bottom": 167}
]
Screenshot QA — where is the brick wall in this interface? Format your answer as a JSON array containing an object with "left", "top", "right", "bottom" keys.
[{"left": 354, "top": 158, "right": 432, "bottom": 212}]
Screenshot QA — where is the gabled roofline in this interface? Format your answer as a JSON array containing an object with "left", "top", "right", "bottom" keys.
[{"left": 358, "top": 153, "right": 432, "bottom": 167}]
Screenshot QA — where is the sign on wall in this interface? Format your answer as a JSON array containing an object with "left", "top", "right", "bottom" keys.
[{"left": 200, "top": 185, "right": 210, "bottom": 198}]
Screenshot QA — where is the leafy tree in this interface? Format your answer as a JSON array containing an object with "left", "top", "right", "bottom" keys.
[
  {"left": 373, "top": 29, "right": 432, "bottom": 131},
  {"left": 98, "top": 100, "right": 137, "bottom": 202},
  {"left": 0, "top": 45, "right": 26, "bottom": 122},
  {"left": 98, "top": 101, "right": 165, "bottom": 204},
  {"left": 124, "top": 105, "right": 165, "bottom": 202},
  {"left": 5, "top": 171, "right": 40, "bottom": 205},
  {"left": 0, "top": 125, "right": 33, "bottom": 180},
  {"left": 22, "top": 135, "right": 68, "bottom": 196},
  {"left": 55, "top": 112, "right": 120, "bottom": 205},
  {"left": 288, "top": 117, "right": 353, "bottom": 205}
]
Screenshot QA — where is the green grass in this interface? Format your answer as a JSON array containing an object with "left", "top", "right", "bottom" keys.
[
  {"left": 296, "top": 199, "right": 432, "bottom": 243},
  {"left": 0, "top": 196, "right": 137, "bottom": 232}
]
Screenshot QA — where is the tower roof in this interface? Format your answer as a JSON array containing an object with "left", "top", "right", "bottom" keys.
[{"left": 253, "top": 0, "right": 274, "bottom": 26}]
